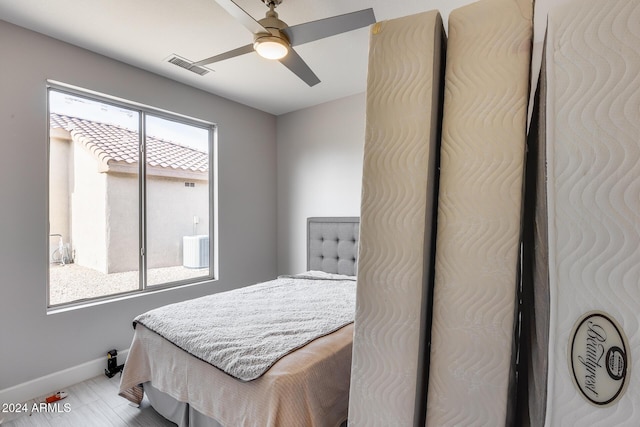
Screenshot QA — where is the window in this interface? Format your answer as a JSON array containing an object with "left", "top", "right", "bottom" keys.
[{"left": 48, "top": 84, "right": 216, "bottom": 307}]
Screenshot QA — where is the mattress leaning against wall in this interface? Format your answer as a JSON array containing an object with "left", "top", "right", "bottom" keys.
[
  {"left": 348, "top": 10, "right": 444, "bottom": 426},
  {"left": 425, "top": 0, "right": 532, "bottom": 425},
  {"left": 533, "top": 0, "right": 640, "bottom": 424}
]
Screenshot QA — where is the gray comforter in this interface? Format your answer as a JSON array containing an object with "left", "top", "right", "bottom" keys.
[{"left": 133, "top": 271, "right": 356, "bottom": 381}]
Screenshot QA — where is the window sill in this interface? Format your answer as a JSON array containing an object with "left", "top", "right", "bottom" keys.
[{"left": 46, "top": 277, "right": 217, "bottom": 315}]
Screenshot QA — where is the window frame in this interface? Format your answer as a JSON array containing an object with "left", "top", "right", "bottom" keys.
[{"left": 46, "top": 81, "right": 218, "bottom": 310}]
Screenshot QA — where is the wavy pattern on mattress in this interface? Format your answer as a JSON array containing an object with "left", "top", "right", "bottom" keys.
[
  {"left": 348, "top": 10, "right": 443, "bottom": 426},
  {"left": 542, "top": 0, "right": 640, "bottom": 424},
  {"left": 425, "top": 0, "right": 531, "bottom": 425}
]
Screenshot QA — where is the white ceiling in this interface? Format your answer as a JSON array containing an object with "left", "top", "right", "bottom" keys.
[{"left": 0, "top": 0, "right": 485, "bottom": 115}]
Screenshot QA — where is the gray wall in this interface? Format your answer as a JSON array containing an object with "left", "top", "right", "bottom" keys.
[
  {"left": 276, "top": 93, "right": 365, "bottom": 275},
  {"left": 0, "top": 19, "right": 277, "bottom": 390}
]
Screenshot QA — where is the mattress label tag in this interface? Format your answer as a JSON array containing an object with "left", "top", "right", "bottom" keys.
[{"left": 568, "top": 311, "right": 630, "bottom": 407}]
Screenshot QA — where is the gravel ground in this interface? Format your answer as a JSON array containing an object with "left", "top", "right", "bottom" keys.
[{"left": 49, "top": 263, "right": 209, "bottom": 306}]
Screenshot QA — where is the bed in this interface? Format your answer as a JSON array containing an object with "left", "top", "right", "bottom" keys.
[{"left": 119, "top": 217, "right": 359, "bottom": 427}]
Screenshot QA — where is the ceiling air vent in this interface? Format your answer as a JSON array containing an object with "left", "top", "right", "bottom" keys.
[{"left": 167, "top": 55, "right": 210, "bottom": 76}]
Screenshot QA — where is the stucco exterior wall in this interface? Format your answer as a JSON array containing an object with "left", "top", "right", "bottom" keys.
[
  {"left": 71, "top": 139, "right": 108, "bottom": 272},
  {"left": 104, "top": 172, "right": 138, "bottom": 273},
  {"left": 48, "top": 134, "right": 72, "bottom": 261},
  {"left": 105, "top": 172, "right": 209, "bottom": 273},
  {"left": 146, "top": 175, "right": 209, "bottom": 269}
]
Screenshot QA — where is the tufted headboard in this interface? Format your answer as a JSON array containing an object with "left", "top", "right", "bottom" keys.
[{"left": 307, "top": 217, "right": 360, "bottom": 276}]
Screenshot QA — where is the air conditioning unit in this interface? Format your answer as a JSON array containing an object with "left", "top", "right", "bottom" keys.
[{"left": 183, "top": 235, "right": 209, "bottom": 269}]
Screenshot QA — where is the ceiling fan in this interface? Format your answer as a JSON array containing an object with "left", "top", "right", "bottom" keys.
[{"left": 193, "top": 0, "right": 376, "bottom": 87}]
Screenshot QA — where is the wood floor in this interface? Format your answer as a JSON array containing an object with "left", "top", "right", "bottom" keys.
[{"left": 0, "top": 375, "right": 175, "bottom": 426}]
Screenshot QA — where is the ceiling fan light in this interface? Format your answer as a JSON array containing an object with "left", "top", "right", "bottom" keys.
[{"left": 254, "top": 36, "right": 289, "bottom": 60}]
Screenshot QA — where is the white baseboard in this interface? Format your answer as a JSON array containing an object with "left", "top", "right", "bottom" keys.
[{"left": 0, "top": 349, "right": 128, "bottom": 405}]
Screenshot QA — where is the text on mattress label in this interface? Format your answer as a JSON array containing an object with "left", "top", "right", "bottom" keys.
[{"left": 569, "top": 311, "right": 630, "bottom": 407}]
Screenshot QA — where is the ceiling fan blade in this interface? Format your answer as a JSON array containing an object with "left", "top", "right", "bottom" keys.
[
  {"left": 279, "top": 48, "right": 320, "bottom": 87},
  {"left": 282, "top": 8, "right": 375, "bottom": 47},
  {"left": 193, "top": 44, "right": 254, "bottom": 66},
  {"left": 214, "top": 0, "right": 268, "bottom": 34}
]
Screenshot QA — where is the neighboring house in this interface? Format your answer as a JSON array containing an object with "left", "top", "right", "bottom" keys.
[{"left": 49, "top": 113, "right": 209, "bottom": 274}]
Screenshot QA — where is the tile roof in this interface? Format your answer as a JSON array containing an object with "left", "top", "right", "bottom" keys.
[{"left": 50, "top": 113, "right": 208, "bottom": 173}]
